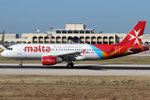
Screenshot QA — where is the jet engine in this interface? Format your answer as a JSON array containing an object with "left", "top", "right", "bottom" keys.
[{"left": 42, "top": 56, "right": 63, "bottom": 65}]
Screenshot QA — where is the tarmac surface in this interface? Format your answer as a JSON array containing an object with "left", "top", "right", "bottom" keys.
[{"left": 0, "top": 64, "right": 150, "bottom": 76}]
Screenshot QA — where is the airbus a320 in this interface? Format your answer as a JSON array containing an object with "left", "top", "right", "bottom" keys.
[{"left": 0, "top": 21, "right": 149, "bottom": 67}]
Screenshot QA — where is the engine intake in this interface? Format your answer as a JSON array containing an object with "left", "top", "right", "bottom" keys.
[{"left": 42, "top": 56, "right": 62, "bottom": 65}]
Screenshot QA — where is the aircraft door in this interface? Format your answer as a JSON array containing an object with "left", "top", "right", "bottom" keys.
[{"left": 17, "top": 47, "right": 22, "bottom": 55}]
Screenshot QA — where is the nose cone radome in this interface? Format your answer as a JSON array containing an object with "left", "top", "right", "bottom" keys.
[{"left": 1, "top": 51, "right": 9, "bottom": 58}]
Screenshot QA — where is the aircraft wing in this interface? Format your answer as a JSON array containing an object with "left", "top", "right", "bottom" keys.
[{"left": 42, "top": 51, "right": 82, "bottom": 61}]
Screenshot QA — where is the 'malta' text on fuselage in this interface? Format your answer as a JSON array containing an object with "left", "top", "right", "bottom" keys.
[{"left": 24, "top": 45, "right": 50, "bottom": 52}]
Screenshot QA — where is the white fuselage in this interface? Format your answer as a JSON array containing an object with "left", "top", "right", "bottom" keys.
[{"left": 1, "top": 44, "right": 100, "bottom": 60}]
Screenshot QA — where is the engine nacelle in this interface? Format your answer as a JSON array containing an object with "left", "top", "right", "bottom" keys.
[{"left": 42, "top": 56, "right": 62, "bottom": 65}]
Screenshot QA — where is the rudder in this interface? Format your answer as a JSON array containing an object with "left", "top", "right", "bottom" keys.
[{"left": 116, "top": 21, "right": 146, "bottom": 46}]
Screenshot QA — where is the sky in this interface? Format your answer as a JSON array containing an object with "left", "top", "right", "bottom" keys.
[{"left": 0, "top": 0, "right": 150, "bottom": 34}]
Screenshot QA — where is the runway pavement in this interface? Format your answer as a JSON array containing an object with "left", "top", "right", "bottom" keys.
[{"left": 0, "top": 64, "right": 150, "bottom": 76}]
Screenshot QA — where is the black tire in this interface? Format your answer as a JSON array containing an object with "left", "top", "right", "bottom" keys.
[
  {"left": 67, "top": 63, "right": 74, "bottom": 68},
  {"left": 18, "top": 65, "right": 23, "bottom": 68},
  {"left": 70, "top": 63, "right": 74, "bottom": 68}
]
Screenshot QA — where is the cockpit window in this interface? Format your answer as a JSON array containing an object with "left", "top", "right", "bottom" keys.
[{"left": 8, "top": 48, "right": 13, "bottom": 50}]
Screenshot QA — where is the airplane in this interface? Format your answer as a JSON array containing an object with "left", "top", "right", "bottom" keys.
[
  {"left": 0, "top": 30, "right": 5, "bottom": 52},
  {"left": 0, "top": 21, "right": 149, "bottom": 68}
]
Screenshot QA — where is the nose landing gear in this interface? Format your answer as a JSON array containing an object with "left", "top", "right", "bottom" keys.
[{"left": 18, "top": 60, "right": 23, "bottom": 67}]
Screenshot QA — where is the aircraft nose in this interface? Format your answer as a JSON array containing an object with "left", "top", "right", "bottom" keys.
[{"left": 1, "top": 51, "right": 8, "bottom": 57}]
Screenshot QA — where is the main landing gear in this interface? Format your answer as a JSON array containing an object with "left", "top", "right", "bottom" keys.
[
  {"left": 67, "top": 61, "right": 74, "bottom": 68},
  {"left": 19, "top": 59, "right": 23, "bottom": 67}
]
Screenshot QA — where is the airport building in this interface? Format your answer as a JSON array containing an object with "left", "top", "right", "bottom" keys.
[{"left": 0, "top": 24, "right": 150, "bottom": 45}]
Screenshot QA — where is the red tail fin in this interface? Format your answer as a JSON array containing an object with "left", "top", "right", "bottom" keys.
[{"left": 117, "top": 21, "right": 146, "bottom": 46}]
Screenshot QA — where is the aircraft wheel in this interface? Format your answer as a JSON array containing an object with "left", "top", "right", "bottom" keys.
[{"left": 67, "top": 63, "right": 74, "bottom": 68}]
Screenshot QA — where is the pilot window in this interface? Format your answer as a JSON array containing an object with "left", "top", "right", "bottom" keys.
[{"left": 8, "top": 48, "right": 13, "bottom": 50}]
